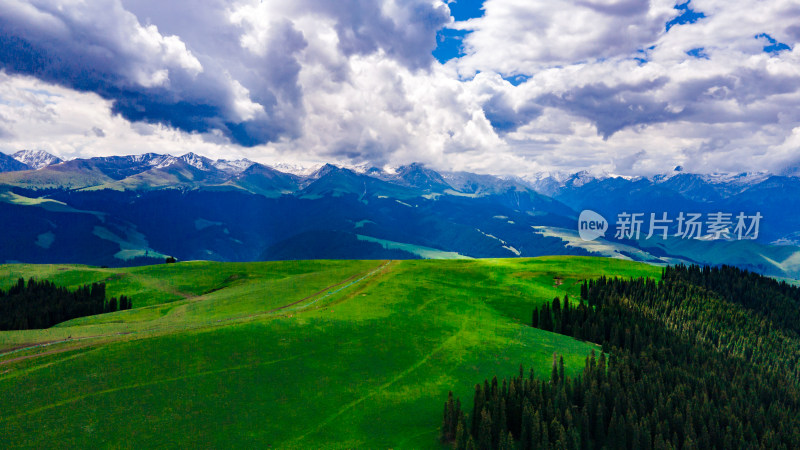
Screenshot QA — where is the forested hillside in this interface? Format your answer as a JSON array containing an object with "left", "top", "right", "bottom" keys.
[{"left": 444, "top": 265, "right": 800, "bottom": 449}]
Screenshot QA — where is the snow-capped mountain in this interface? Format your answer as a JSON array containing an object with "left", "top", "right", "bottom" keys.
[
  {"left": 268, "top": 162, "right": 323, "bottom": 176},
  {"left": 211, "top": 158, "right": 254, "bottom": 175},
  {"left": 701, "top": 171, "right": 771, "bottom": 190},
  {"left": 74, "top": 152, "right": 254, "bottom": 175},
  {"left": 12, "top": 150, "right": 63, "bottom": 169},
  {"left": 563, "top": 170, "right": 606, "bottom": 187},
  {"left": 178, "top": 152, "right": 215, "bottom": 171},
  {"left": 116, "top": 152, "right": 254, "bottom": 175},
  {"left": 523, "top": 170, "right": 611, "bottom": 195},
  {"left": 522, "top": 173, "right": 568, "bottom": 196},
  {"left": 3, "top": 150, "right": 800, "bottom": 278},
  {"left": 648, "top": 167, "right": 772, "bottom": 202},
  {"left": 524, "top": 166, "right": 770, "bottom": 199},
  {"left": 128, "top": 153, "right": 177, "bottom": 169},
  {"left": 651, "top": 166, "right": 769, "bottom": 187}
]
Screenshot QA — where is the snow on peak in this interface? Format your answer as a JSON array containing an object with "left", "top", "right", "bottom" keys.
[
  {"left": 345, "top": 163, "right": 375, "bottom": 175},
  {"left": 151, "top": 155, "right": 178, "bottom": 169},
  {"left": 564, "top": 170, "right": 607, "bottom": 187},
  {"left": 269, "top": 162, "right": 323, "bottom": 176},
  {"left": 12, "top": 150, "right": 63, "bottom": 169},
  {"left": 701, "top": 171, "right": 770, "bottom": 186},
  {"left": 179, "top": 152, "right": 214, "bottom": 170},
  {"left": 133, "top": 152, "right": 252, "bottom": 174},
  {"left": 128, "top": 153, "right": 177, "bottom": 168},
  {"left": 212, "top": 158, "right": 254, "bottom": 175}
]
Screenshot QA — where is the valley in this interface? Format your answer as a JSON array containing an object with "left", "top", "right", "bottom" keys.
[
  {"left": 3, "top": 2, "right": 799, "bottom": 448},
  {"left": 3, "top": 151, "right": 800, "bottom": 278}
]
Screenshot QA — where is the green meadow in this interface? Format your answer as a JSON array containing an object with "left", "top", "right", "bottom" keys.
[{"left": 0, "top": 257, "right": 660, "bottom": 448}]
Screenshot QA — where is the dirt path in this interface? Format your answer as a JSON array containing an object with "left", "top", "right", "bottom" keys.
[
  {"left": 0, "top": 331, "right": 136, "bottom": 367},
  {"left": 0, "top": 340, "right": 107, "bottom": 367},
  {"left": 267, "top": 262, "right": 387, "bottom": 313},
  {"left": 1, "top": 340, "right": 62, "bottom": 353}
]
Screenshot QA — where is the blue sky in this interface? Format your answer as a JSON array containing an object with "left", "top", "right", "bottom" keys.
[
  {"left": 1, "top": 0, "right": 799, "bottom": 177},
  {"left": 666, "top": 1, "right": 705, "bottom": 31},
  {"left": 432, "top": 0, "right": 486, "bottom": 63}
]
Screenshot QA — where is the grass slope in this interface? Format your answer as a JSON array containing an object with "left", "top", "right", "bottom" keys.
[{"left": 0, "top": 257, "right": 660, "bottom": 448}]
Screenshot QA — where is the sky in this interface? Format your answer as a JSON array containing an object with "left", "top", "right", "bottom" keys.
[{"left": 0, "top": 0, "right": 799, "bottom": 177}]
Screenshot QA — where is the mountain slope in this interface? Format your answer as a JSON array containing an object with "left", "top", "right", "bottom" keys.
[
  {"left": 0, "top": 159, "right": 115, "bottom": 189},
  {"left": 299, "top": 164, "right": 419, "bottom": 200},
  {"left": 0, "top": 152, "right": 29, "bottom": 173},
  {"left": 84, "top": 159, "right": 232, "bottom": 191},
  {"left": 12, "top": 150, "right": 63, "bottom": 169},
  {"left": 2, "top": 151, "right": 800, "bottom": 277},
  {"left": 394, "top": 163, "right": 453, "bottom": 192},
  {"left": 228, "top": 163, "right": 299, "bottom": 197}
]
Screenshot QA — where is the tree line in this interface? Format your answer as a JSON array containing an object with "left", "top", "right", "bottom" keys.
[
  {"left": 442, "top": 265, "right": 800, "bottom": 449},
  {"left": 663, "top": 263, "right": 800, "bottom": 334},
  {"left": 0, "top": 278, "right": 131, "bottom": 330}
]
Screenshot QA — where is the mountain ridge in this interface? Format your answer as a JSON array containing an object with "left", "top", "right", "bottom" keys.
[
  {"left": 2, "top": 150, "right": 800, "bottom": 278},
  {"left": 12, "top": 150, "right": 63, "bottom": 169},
  {"left": 0, "top": 150, "right": 792, "bottom": 196}
]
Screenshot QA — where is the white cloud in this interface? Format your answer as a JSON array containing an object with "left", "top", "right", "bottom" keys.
[
  {"left": 0, "top": 73, "right": 254, "bottom": 162},
  {"left": 453, "top": 0, "right": 676, "bottom": 76},
  {"left": 1, "top": 0, "right": 800, "bottom": 177}
]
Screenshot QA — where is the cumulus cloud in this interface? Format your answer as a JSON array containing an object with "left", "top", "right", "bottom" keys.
[
  {"left": 0, "top": 0, "right": 306, "bottom": 146},
  {"left": 453, "top": 0, "right": 676, "bottom": 76},
  {"left": 538, "top": 78, "right": 679, "bottom": 139},
  {"left": 0, "top": 0, "right": 455, "bottom": 148},
  {"left": 1, "top": 0, "right": 800, "bottom": 177},
  {"left": 441, "top": 0, "right": 800, "bottom": 174},
  {"left": 0, "top": 72, "right": 245, "bottom": 161}
]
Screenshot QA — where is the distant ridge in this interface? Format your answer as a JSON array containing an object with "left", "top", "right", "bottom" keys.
[
  {"left": 0, "top": 152, "right": 29, "bottom": 173},
  {"left": 0, "top": 149, "right": 794, "bottom": 194},
  {"left": 2, "top": 150, "right": 800, "bottom": 277}
]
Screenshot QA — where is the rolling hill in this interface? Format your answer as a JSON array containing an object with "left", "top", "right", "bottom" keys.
[{"left": 0, "top": 257, "right": 660, "bottom": 448}]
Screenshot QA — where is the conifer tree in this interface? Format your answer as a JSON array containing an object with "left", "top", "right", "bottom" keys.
[
  {"left": 497, "top": 431, "right": 513, "bottom": 450},
  {"left": 472, "top": 384, "right": 484, "bottom": 437},
  {"left": 519, "top": 403, "right": 532, "bottom": 450},
  {"left": 455, "top": 415, "right": 468, "bottom": 450},
  {"left": 442, "top": 391, "right": 457, "bottom": 441},
  {"left": 478, "top": 409, "right": 493, "bottom": 450}
]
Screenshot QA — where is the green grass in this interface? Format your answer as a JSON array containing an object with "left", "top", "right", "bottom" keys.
[{"left": 0, "top": 256, "right": 660, "bottom": 448}]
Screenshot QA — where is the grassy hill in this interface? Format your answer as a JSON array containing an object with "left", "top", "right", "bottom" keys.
[{"left": 0, "top": 257, "right": 660, "bottom": 448}]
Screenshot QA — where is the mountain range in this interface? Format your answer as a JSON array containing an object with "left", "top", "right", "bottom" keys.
[{"left": 2, "top": 150, "right": 799, "bottom": 278}]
